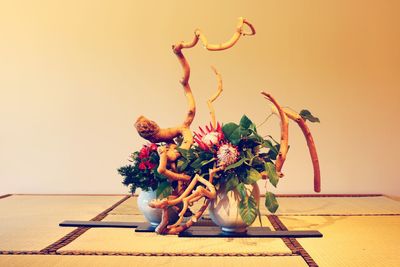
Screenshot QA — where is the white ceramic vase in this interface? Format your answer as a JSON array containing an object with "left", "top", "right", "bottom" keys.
[
  {"left": 137, "top": 189, "right": 178, "bottom": 226},
  {"left": 208, "top": 183, "right": 260, "bottom": 233}
]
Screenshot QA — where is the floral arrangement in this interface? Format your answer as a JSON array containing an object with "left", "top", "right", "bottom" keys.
[{"left": 120, "top": 17, "right": 321, "bottom": 235}]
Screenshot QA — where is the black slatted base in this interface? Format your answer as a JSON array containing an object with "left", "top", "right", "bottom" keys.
[
  {"left": 179, "top": 226, "right": 323, "bottom": 238},
  {"left": 59, "top": 220, "right": 139, "bottom": 228},
  {"left": 135, "top": 223, "right": 157, "bottom": 232},
  {"left": 59, "top": 220, "right": 322, "bottom": 238}
]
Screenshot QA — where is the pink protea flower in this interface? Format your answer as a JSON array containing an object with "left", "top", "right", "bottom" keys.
[
  {"left": 194, "top": 122, "right": 224, "bottom": 151},
  {"left": 217, "top": 143, "right": 239, "bottom": 166}
]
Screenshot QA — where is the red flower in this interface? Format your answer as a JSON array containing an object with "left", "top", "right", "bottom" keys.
[
  {"left": 145, "top": 160, "right": 157, "bottom": 170},
  {"left": 194, "top": 122, "right": 224, "bottom": 151},
  {"left": 149, "top": 143, "right": 158, "bottom": 151},
  {"left": 139, "top": 146, "right": 150, "bottom": 159},
  {"left": 138, "top": 162, "right": 147, "bottom": 170}
]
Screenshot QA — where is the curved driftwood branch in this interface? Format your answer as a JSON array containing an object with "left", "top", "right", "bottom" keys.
[
  {"left": 283, "top": 108, "right": 321, "bottom": 193},
  {"left": 207, "top": 66, "right": 223, "bottom": 128},
  {"left": 261, "top": 91, "right": 289, "bottom": 177}
]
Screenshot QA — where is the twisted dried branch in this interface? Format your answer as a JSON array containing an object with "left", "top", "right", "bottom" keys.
[
  {"left": 282, "top": 108, "right": 321, "bottom": 192},
  {"left": 261, "top": 92, "right": 289, "bottom": 177},
  {"left": 208, "top": 66, "right": 223, "bottom": 128}
]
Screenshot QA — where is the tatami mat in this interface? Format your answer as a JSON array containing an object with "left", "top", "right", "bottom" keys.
[
  {"left": 0, "top": 195, "right": 124, "bottom": 251},
  {"left": 280, "top": 215, "right": 400, "bottom": 267},
  {"left": 2, "top": 195, "right": 400, "bottom": 266},
  {"left": 270, "top": 196, "right": 400, "bottom": 215},
  {"left": 102, "top": 214, "right": 146, "bottom": 222},
  {"left": 0, "top": 255, "right": 307, "bottom": 267},
  {"left": 109, "top": 196, "right": 139, "bottom": 215},
  {"left": 59, "top": 214, "right": 290, "bottom": 254},
  {"left": 111, "top": 196, "right": 400, "bottom": 216}
]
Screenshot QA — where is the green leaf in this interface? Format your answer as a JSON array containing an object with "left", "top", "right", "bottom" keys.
[
  {"left": 200, "top": 152, "right": 214, "bottom": 160},
  {"left": 176, "top": 148, "right": 190, "bottom": 159},
  {"left": 177, "top": 159, "right": 189, "bottom": 172},
  {"left": 190, "top": 157, "right": 204, "bottom": 169},
  {"left": 245, "top": 149, "right": 254, "bottom": 160},
  {"left": 239, "top": 194, "right": 257, "bottom": 225},
  {"left": 156, "top": 181, "right": 173, "bottom": 199},
  {"left": 235, "top": 183, "right": 247, "bottom": 200},
  {"left": 176, "top": 159, "right": 183, "bottom": 169},
  {"left": 225, "top": 174, "right": 239, "bottom": 193},
  {"left": 239, "top": 115, "right": 253, "bottom": 129},
  {"left": 265, "top": 192, "right": 279, "bottom": 213},
  {"left": 263, "top": 140, "right": 280, "bottom": 160},
  {"left": 249, "top": 123, "right": 257, "bottom": 133},
  {"left": 300, "top": 109, "right": 320, "bottom": 123},
  {"left": 251, "top": 156, "right": 265, "bottom": 168},
  {"left": 265, "top": 162, "right": 279, "bottom": 187},
  {"left": 228, "top": 127, "right": 242, "bottom": 145},
  {"left": 222, "top": 123, "right": 239, "bottom": 139},
  {"left": 263, "top": 140, "right": 278, "bottom": 154},
  {"left": 243, "top": 168, "right": 262, "bottom": 184},
  {"left": 200, "top": 158, "right": 216, "bottom": 167},
  {"left": 249, "top": 129, "right": 263, "bottom": 142},
  {"left": 266, "top": 135, "right": 280, "bottom": 145},
  {"left": 225, "top": 158, "right": 246, "bottom": 171}
]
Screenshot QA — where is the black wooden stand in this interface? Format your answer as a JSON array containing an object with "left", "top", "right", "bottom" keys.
[{"left": 59, "top": 220, "right": 322, "bottom": 238}]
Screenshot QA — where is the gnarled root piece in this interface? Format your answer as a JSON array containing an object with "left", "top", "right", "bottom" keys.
[
  {"left": 150, "top": 166, "right": 222, "bottom": 235},
  {"left": 283, "top": 108, "right": 321, "bottom": 193},
  {"left": 135, "top": 117, "right": 194, "bottom": 150},
  {"left": 163, "top": 166, "right": 223, "bottom": 233},
  {"left": 150, "top": 174, "right": 216, "bottom": 234},
  {"left": 261, "top": 92, "right": 289, "bottom": 177},
  {"left": 208, "top": 66, "right": 223, "bottom": 128},
  {"left": 163, "top": 167, "right": 222, "bottom": 235},
  {"left": 167, "top": 185, "right": 214, "bottom": 229},
  {"left": 166, "top": 199, "right": 211, "bottom": 235},
  {"left": 157, "top": 144, "right": 191, "bottom": 182}
]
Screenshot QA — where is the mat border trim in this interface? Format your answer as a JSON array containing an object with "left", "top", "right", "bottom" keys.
[
  {"left": 0, "top": 250, "right": 295, "bottom": 257},
  {"left": 5, "top": 193, "right": 384, "bottom": 197},
  {"left": 268, "top": 215, "right": 319, "bottom": 267}
]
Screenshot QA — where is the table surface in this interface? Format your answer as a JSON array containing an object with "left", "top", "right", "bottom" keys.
[{"left": 0, "top": 194, "right": 399, "bottom": 267}]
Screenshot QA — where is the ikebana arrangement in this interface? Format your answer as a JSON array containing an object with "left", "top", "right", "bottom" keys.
[{"left": 119, "top": 17, "right": 321, "bottom": 235}]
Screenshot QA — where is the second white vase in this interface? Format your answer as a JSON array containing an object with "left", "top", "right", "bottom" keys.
[{"left": 208, "top": 183, "right": 260, "bottom": 233}]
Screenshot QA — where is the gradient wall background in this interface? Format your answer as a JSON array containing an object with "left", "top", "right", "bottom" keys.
[{"left": 1, "top": 0, "right": 399, "bottom": 195}]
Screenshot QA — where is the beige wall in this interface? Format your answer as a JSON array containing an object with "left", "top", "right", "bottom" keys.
[{"left": 1, "top": 0, "right": 399, "bottom": 195}]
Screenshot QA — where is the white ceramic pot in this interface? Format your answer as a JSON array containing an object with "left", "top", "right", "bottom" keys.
[
  {"left": 209, "top": 183, "right": 260, "bottom": 233},
  {"left": 137, "top": 189, "right": 178, "bottom": 226}
]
